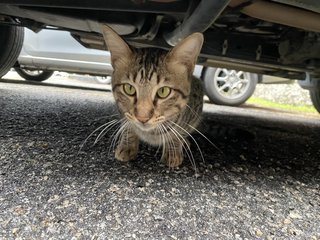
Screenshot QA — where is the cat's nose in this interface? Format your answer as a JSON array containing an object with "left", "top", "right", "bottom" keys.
[{"left": 136, "top": 116, "right": 150, "bottom": 124}]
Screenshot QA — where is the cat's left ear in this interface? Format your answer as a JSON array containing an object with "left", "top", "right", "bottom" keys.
[
  {"left": 166, "top": 33, "right": 204, "bottom": 73},
  {"left": 101, "top": 24, "right": 133, "bottom": 68}
]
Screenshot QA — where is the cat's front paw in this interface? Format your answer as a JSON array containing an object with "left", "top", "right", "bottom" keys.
[
  {"left": 115, "top": 144, "right": 138, "bottom": 162},
  {"left": 162, "top": 153, "right": 183, "bottom": 168}
]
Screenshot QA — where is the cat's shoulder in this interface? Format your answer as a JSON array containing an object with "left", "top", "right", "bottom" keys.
[{"left": 191, "top": 75, "right": 203, "bottom": 91}]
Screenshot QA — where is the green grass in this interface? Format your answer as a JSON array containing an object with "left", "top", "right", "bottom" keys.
[{"left": 246, "top": 97, "right": 318, "bottom": 114}]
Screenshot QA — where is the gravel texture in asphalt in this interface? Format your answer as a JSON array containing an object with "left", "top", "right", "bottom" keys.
[{"left": 0, "top": 80, "right": 319, "bottom": 239}]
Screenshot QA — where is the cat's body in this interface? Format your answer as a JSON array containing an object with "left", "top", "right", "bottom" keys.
[{"left": 101, "top": 25, "right": 204, "bottom": 167}]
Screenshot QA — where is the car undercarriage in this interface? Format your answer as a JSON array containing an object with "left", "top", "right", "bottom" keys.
[{"left": 0, "top": 0, "right": 320, "bottom": 83}]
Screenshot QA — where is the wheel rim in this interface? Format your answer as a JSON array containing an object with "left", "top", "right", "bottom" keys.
[
  {"left": 95, "top": 76, "right": 111, "bottom": 84},
  {"left": 213, "top": 68, "right": 251, "bottom": 100},
  {"left": 22, "top": 69, "right": 44, "bottom": 76}
]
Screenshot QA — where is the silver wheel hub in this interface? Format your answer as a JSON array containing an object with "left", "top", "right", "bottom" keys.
[{"left": 213, "top": 69, "right": 251, "bottom": 99}]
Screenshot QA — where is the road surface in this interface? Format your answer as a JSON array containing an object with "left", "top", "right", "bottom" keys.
[{"left": 0, "top": 78, "right": 319, "bottom": 239}]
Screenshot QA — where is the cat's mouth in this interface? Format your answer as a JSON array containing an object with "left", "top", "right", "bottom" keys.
[
  {"left": 125, "top": 113, "right": 165, "bottom": 132},
  {"left": 134, "top": 122, "right": 156, "bottom": 131},
  {"left": 134, "top": 117, "right": 165, "bottom": 132}
]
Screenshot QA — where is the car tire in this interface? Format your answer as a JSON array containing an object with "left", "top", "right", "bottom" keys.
[
  {"left": 14, "top": 68, "right": 54, "bottom": 81},
  {"left": 310, "top": 89, "right": 320, "bottom": 113},
  {"left": 203, "top": 67, "right": 258, "bottom": 106},
  {"left": 0, "top": 25, "right": 24, "bottom": 78}
]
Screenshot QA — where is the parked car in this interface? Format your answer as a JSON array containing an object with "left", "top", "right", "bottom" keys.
[
  {"left": 15, "top": 28, "right": 113, "bottom": 82},
  {"left": 15, "top": 28, "right": 287, "bottom": 106},
  {"left": 0, "top": 1, "right": 319, "bottom": 111}
]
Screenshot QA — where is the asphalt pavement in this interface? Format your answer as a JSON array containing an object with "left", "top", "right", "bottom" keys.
[{"left": 0, "top": 78, "right": 319, "bottom": 239}]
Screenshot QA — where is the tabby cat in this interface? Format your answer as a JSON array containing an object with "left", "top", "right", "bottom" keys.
[{"left": 101, "top": 25, "right": 204, "bottom": 168}]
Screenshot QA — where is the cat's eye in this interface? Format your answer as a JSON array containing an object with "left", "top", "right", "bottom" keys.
[
  {"left": 157, "top": 86, "right": 171, "bottom": 99},
  {"left": 123, "top": 84, "right": 136, "bottom": 96}
]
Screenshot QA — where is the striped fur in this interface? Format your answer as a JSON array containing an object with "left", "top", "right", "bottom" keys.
[{"left": 101, "top": 25, "right": 204, "bottom": 167}]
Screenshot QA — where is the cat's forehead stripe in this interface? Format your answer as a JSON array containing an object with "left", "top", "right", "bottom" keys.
[
  {"left": 135, "top": 70, "right": 142, "bottom": 83},
  {"left": 132, "top": 48, "right": 166, "bottom": 83},
  {"left": 147, "top": 65, "right": 154, "bottom": 80}
]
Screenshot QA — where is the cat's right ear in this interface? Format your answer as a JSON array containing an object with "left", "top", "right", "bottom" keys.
[{"left": 101, "top": 24, "right": 133, "bottom": 68}]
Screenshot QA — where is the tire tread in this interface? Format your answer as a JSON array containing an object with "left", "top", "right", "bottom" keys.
[{"left": 0, "top": 26, "right": 24, "bottom": 78}]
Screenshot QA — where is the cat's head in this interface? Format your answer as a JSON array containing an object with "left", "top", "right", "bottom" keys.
[{"left": 101, "top": 25, "right": 203, "bottom": 131}]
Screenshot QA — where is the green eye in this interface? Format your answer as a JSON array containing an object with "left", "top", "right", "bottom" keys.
[
  {"left": 157, "top": 86, "right": 171, "bottom": 99},
  {"left": 123, "top": 84, "right": 136, "bottom": 96}
]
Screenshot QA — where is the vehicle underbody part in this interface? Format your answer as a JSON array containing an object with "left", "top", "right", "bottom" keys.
[
  {"left": 229, "top": 0, "right": 320, "bottom": 33},
  {"left": 163, "top": 0, "right": 230, "bottom": 46},
  {"left": 0, "top": 0, "right": 188, "bottom": 34},
  {"left": 271, "top": 0, "right": 320, "bottom": 14},
  {"left": 1, "top": 0, "right": 320, "bottom": 80},
  {"left": 298, "top": 73, "right": 320, "bottom": 90},
  {"left": 279, "top": 32, "right": 320, "bottom": 64}
]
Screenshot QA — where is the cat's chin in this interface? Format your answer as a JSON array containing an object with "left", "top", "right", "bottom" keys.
[{"left": 133, "top": 122, "right": 157, "bottom": 132}]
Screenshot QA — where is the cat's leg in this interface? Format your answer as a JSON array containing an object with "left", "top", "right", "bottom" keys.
[
  {"left": 115, "top": 129, "right": 139, "bottom": 162},
  {"left": 161, "top": 139, "right": 184, "bottom": 168}
]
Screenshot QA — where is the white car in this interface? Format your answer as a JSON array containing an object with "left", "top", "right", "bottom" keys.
[{"left": 16, "top": 28, "right": 113, "bottom": 81}]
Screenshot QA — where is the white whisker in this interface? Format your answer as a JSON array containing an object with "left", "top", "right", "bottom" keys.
[
  {"left": 186, "top": 123, "right": 223, "bottom": 154},
  {"left": 108, "top": 120, "right": 129, "bottom": 156},
  {"left": 186, "top": 104, "right": 201, "bottom": 120},
  {"left": 154, "top": 125, "right": 163, "bottom": 157},
  {"left": 170, "top": 121, "right": 205, "bottom": 164},
  {"left": 78, "top": 119, "right": 118, "bottom": 154},
  {"left": 90, "top": 113, "right": 120, "bottom": 123},
  {"left": 94, "top": 119, "right": 125, "bottom": 145},
  {"left": 161, "top": 124, "right": 174, "bottom": 167},
  {"left": 167, "top": 124, "right": 197, "bottom": 171},
  {"left": 159, "top": 125, "right": 167, "bottom": 162}
]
